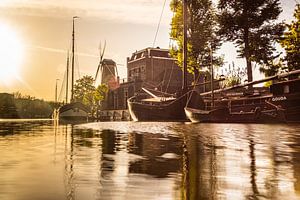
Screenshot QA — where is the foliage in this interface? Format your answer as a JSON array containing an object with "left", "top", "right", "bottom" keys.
[
  {"left": 73, "top": 75, "right": 108, "bottom": 115},
  {"left": 259, "top": 60, "right": 283, "bottom": 76},
  {"left": 280, "top": 4, "right": 300, "bottom": 71},
  {"left": 94, "top": 84, "right": 109, "bottom": 103},
  {"left": 0, "top": 93, "right": 55, "bottom": 118},
  {"left": 73, "top": 75, "right": 96, "bottom": 104},
  {"left": 218, "top": 0, "right": 284, "bottom": 82},
  {"left": 219, "top": 62, "right": 247, "bottom": 87},
  {"left": 0, "top": 93, "right": 19, "bottom": 118},
  {"left": 170, "top": 0, "right": 222, "bottom": 80},
  {"left": 15, "top": 98, "right": 53, "bottom": 118}
]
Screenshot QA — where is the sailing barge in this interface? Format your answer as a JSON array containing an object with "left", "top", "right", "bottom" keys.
[
  {"left": 127, "top": 88, "right": 190, "bottom": 121},
  {"left": 56, "top": 16, "right": 89, "bottom": 121},
  {"left": 185, "top": 69, "right": 300, "bottom": 123},
  {"left": 127, "top": 0, "right": 193, "bottom": 122}
]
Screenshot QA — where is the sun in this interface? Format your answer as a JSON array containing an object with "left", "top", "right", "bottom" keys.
[{"left": 0, "top": 23, "right": 24, "bottom": 84}]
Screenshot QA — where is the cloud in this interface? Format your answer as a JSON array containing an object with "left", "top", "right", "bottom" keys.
[
  {"left": 0, "top": 0, "right": 172, "bottom": 26},
  {"left": 27, "top": 44, "right": 99, "bottom": 58}
]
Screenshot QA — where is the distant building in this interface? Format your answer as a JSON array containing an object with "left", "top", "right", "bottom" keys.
[
  {"left": 101, "top": 59, "right": 117, "bottom": 85},
  {"left": 99, "top": 47, "right": 191, "bottom": 120}
]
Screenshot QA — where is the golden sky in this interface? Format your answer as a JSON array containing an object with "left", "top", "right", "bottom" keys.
[{"left": 0, "top": 0, "right": 297, "bottom": 101}]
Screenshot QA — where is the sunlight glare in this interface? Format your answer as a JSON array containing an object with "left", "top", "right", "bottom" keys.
[{"left": 0, "top": 23, "right": 24, "bottom": 84}]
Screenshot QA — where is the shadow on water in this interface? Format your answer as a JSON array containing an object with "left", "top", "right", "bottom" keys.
[{"left": 1, "top": 121, "right": 300, "bottom": 199}]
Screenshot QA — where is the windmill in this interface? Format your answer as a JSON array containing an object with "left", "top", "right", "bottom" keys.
[{"left": 94, "top": 41, "right": 119, "bottom": 90}]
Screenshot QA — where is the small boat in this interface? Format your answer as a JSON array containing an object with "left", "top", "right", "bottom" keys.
[{"left": 185, "top": 69, "right": 300, "bottom": 123}]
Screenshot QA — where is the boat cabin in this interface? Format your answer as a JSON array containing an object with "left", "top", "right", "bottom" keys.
[{"left": 270, "top": 78, "right": 300, "bottom": 95}]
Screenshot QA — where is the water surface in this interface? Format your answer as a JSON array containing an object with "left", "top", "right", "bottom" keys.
[{"left": 1, "top": 120, "right": 300, "bottom": 199}]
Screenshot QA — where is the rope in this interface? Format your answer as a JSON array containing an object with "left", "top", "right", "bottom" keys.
[
  {"left": 169, "top": 7, "right": 176, "bottom": 49},
  {"left": 164, "top": 61, "right": 175, "bottom": 93},
  {"left": 185, "top": 71, "right": 202, "bottom": 107},
  {"left": 166, "top": 90, "right": 191, "bottom": 106},
  {"left": 152, "top": 0, "right": 167, "bottom": 47},
  {"left": 161, "top": 69, "right": 167, "bottom": 93},
  {"left": 58, "top": 70, "right": 67, "bottom": 102}
]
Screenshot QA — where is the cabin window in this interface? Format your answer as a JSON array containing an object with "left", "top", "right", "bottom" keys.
[{"left": 284, "top": 85, "right": 290, "bottom": 94}]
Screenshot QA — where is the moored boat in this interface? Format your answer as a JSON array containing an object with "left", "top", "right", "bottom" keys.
[
  {"left": 58, "top": 102, "right": 89, "bottom": 121},
  {"left": 127, "top": 0, "right": 194, "bottom": 122},
  {"left": 127, "top": 90, "right": 189, "bottom": 121},
  {"left": 185, "top": 70, "right": 300, "bottom": 123},
  {"left": 54, "top": 16, "right": 89, "bottom": 121}
]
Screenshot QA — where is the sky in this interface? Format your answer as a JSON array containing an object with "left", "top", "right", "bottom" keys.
[{"left": 0, "top": 0, "right": 298, "bottom": 101}]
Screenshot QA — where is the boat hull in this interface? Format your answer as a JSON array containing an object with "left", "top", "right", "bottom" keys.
[
  {"left": 185, "top": 93, "right": 300, "bottom": 123},
  {"left": 128, "top": 96, "right": 187, "bottom": 122},
  {"left": 55, "top": 102, "right": 89, "bottom": 121}
]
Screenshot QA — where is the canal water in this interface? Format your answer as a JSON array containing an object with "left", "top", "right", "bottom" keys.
[{"left": 1, "top": 120, "right": 300, "bottom": 200}]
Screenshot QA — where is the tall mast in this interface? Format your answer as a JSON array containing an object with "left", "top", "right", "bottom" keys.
[
  {"left": 71, "top": 16, "right": 78, "bottom": 102},
  {"left": 210, "top": 45, "right": 214, "bottom": 107},
  {"left": 182, "top": 0, "right": 188, "bottom": 90},
  {"left": 55, "top": 79, "right": 59, "bottom": 103},
  {"left": 66, "top": 52, "right": 69, "bottom": 104}
]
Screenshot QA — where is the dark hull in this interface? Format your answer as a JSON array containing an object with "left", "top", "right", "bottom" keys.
[
  {"left": 185, "top": 92, "right": 300, "bottom": 123},
  {"left": 128, "top": 96, "right": 188, "bottom": 122},
  {"left": 54, "top": 102, "right": 89, "bottom": 121}
]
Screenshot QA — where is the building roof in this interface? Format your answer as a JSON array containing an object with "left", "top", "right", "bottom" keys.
[
  {"left": 102, "top": 59, "right": 116, "bottom": 65},
  {"left": 127, "top": 47, "right": 173, "bottom": 62}
]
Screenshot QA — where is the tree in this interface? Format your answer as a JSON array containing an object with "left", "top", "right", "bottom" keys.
[
  {"left": 73, "top": 75, "right": 95, "bottom": 104},
  {"left": 170, "top": 0, "right": 222, "bottom": 81},
  {"left": 280, "top": 4, "right": 300, "bottom": 71},
  {"left": 218, "top": 0, "right": 284, "bottom": 82},
  {"left": 94, "top": 84, "right": 109, "bottom": 103},
  {"left": 73, "top": 75, "right": 108, "bottom": 116}
]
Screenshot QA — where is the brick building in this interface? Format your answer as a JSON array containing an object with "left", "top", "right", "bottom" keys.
[{"left": 100, "top": 47, "right": 190, "bottom": 120}]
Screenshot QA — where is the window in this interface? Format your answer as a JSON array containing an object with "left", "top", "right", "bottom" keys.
[{"left": 284, "top": 85, "right": 289, "bottom": 94}]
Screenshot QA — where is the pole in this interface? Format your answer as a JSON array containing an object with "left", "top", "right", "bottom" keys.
[
  {"left": 55, "top": 79, "right": 59, "bottom": 103},
  {"left": 182, "top": 0, "right": 188, "bottom": 90},
  {"left": 66, "top": 52, "right": 69, "bottom": 104},
  {"left": 71, "top": 16, "right": 79, "bottom": 102},
  {"left": 210, "top": 45, "right": 214, "bottom": 107}
]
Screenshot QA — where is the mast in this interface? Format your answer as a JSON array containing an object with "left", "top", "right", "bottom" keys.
[
  {"left": 66, "top": 52, "right": 69, "bottom": 104},
  {"left": 210, "top": 45, "right": 214, "bottom": 107},
  {"left": 71, "top": 16, "right": 79, "bottom": 102},
  {"left": 182, "top": 0, "right": 188, "bottom": 90},
  {"left": 55, "top": 79, "right": 59, "bottom": 103}
]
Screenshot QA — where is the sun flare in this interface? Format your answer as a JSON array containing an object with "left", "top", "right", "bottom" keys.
[{"left": 0, "top": 23, "right": 24, "bottom": 84}]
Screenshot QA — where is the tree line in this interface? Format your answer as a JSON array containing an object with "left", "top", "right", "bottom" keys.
[
  {"left": 170, "top": 0, "right": 300, "bottom": 86},
  {"left": 0, "top": 92, "right": 57, "bottom": 119}
]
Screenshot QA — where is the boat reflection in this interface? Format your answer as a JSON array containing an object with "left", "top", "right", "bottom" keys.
[{"left": 178, "top": 124, "right": 300, "bottom": 199}]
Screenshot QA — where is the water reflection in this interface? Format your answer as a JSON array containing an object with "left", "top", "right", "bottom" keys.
[
  {"left": 128, "top": 132, "right": 182, "bottom": 178},
  {"left": 0, "top": 121, "right": 300, "bottom": 199}
]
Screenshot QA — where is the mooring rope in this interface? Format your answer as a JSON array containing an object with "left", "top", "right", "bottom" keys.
[{"left": 152, "top": 0, "right": 167, "bottom": 47}]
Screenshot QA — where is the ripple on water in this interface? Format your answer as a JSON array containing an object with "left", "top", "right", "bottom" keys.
[{"left": 0, "top": 121, "right": 300, "bottom": 199}]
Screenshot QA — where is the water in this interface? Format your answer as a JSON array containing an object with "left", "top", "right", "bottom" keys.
[{"left": 1, "top": 120, "right": 300, "bottom": 200}]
